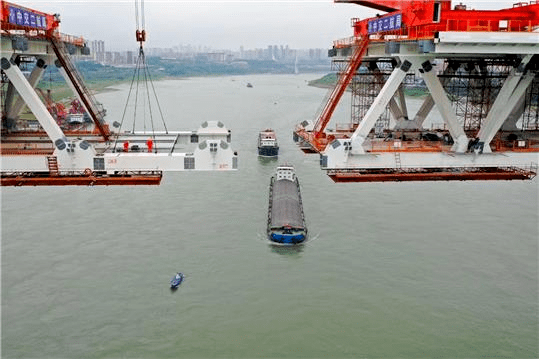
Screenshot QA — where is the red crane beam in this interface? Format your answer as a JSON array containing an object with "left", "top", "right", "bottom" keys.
[{"left": 314, "top": 36, "right": 370, "bottom": 137}]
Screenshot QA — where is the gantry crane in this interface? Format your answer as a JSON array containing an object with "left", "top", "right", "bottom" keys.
[{"left": 294, "top": 0, "right": 539, "bottom": 181}]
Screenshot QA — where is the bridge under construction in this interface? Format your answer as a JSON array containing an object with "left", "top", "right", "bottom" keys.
[
  {"left": 0, "top": 0, "right": 238, "bottom": 186},
  {"left": 294, "top": 0, "right": 538, "bottom": 182}
]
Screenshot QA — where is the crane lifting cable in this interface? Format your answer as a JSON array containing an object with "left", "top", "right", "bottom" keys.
[{"left": 114, "top": 0, "right": 168, "bottom": 153}]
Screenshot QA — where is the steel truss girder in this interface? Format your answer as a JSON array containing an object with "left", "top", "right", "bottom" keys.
[
  {"left": 350, "top": 61, "right": 411, "bottom": 154},
  {"left": 401, "top": 63, "right": 457, "bottom": 130},
  {"left": 521, "top": 75, "right": 539, "bottom": 130},
  {"left": 350, "top": 60, "right": 410, "bottom": 154},
  {"left": 349, "top": 56, "right": 470, "bottom": 154},
  {"left": 6, "top": 57, "right": 50, "bottom": 122},
  {"left": 1, "top": 57, "right": 66, "bottom": 143},
  {"left": 418, "top": 58, "right": 469, "bottom": 152},
  {"left": 477, "top": 55, "right": 535, "bottom": 152}
]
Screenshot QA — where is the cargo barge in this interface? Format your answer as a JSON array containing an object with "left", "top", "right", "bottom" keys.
[
  {"left": 258, "top": 129, "right": 279, "bottom": 158},
  {"left": 267, "top": 165, "right": 307, "bottom": 245}
]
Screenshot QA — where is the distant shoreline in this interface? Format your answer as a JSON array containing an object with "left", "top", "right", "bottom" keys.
[
  {"left": 48, "top": 72, "right": 329, "bottom": 102},
  {"left": 307, "top": 72, "right": 429, "bottom": 97}
]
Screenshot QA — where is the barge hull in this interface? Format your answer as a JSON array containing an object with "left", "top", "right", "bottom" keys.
[{"left": 267, "top": 168, "right": 307, "bottom": 245}]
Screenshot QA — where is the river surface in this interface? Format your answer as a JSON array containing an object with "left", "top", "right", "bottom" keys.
[{"left": 2, "top": 73, "right": 538, "bottom": 358}]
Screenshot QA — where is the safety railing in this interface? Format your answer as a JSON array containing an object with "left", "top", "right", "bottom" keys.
[{"left": 58, "top": 33, "right": 85, "bottom": 47}]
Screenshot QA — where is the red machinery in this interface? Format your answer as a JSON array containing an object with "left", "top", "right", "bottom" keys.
[
  {"left": 345, "top": 0, "right": 539, "bottom": 38},
  {"left": 0, "top": 1, "right": 59, "bottom": 35}
]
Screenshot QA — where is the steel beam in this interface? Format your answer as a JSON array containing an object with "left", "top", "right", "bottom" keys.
[
  {"left": 478, "top": 71, "right": 535, "bottom": 152},
  {"left": 1, "top": 57, "right": 66, "bottom": 143},
  {"left": 501, "top": 96, "right": 526, "bottom": 131},
  {"left": 350, "top": 59, "right": 411, "bottom": 154},
  {"left": 419, "top": 59, "right": 468, "bottom": 153},
  {"left": 412, "top": 95, "right": 434, "bottom": 127},
  {"left": 397, "top": 84, "right": 408, "bottom": 121},
  {"left": 7, "top": 57, "right": 49, "bottom": 122},
  {"left": 388, "top": 96, "right": 405, "bottom": 122},
  {"left": 398, "top": 62, "right": 457, "bottom": 130}
]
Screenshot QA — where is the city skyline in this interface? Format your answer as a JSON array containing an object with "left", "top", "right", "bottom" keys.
[{"left": 86, "top": 39, "right": 330, "bottom": 66}]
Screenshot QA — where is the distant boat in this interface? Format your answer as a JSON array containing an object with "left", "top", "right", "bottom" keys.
[
  {"left": 267, "top": 165, "right": 307, "bottom": 245},
  {"left": 170, "top": 272, "right": 184, "bottom": 289},
  {"left": 258, "top": 129, "right": 279, "bottom": 158},
  {"left": 246, "top": 83, "right": 253, "bottom": 88}
]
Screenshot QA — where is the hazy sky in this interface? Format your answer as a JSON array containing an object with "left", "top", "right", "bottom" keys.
[{"left": 14, "top": 0, "right": 516, "bottom": 51}]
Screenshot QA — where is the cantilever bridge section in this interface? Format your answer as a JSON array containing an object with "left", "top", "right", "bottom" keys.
[
  {"left": 294, "top": 0, "right": 539, "bottom": 182},
  {"left": 0, "top": 1, "right": 238, "bottom": 186}
]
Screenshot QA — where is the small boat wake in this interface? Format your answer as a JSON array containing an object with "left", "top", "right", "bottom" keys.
[{"left": 304, "top": 232, "right": 321, "bottom": 244}]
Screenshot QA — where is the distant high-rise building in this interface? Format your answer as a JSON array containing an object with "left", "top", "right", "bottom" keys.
[
  {"left": 126, "top": 51, "right": 133, "bottom": 65},
  {"left": 90, "top": 40, "right": 105, "bottom": 63},
  {"left": 105, "top": 51, "right": 113, "bottom": 64}
]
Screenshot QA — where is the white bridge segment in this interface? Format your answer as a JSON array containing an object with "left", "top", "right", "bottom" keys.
[
  {"left": 311, "top": 30, "right": 539, "bottom": 177},
  {"left": 1, "top": 34, "right": 239, "bottom": 175},
  {"left": 371, "top": 68, "right": 408, "bottom": 123},
  {"left": 322, "top": 141, "right": 539, "bottom": 170},
  {"left": 1, "top": 141, "right": 237, "bottom": 173}
]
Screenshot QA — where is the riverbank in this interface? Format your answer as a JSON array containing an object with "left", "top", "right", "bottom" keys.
[
  {"left": 37, "top": 79, "right": 124, "bottom": 104},
  {"left": 307, "top": 72, "right": 429, "bottom": 97},
  {"left": 41, "top": 58, "right": 330, "bottom": 103}
]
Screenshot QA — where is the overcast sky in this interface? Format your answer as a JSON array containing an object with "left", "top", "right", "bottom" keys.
[{"left": 15, "top": 0, "right": 516, "bottom": 51}]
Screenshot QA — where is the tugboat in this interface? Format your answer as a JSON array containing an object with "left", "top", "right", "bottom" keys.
[
  {"left": 258, "top": 129, "right": 279, "bottom": 158},
  {"left": 267, "top": 165, "right": 307, "bottom": 245}
]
